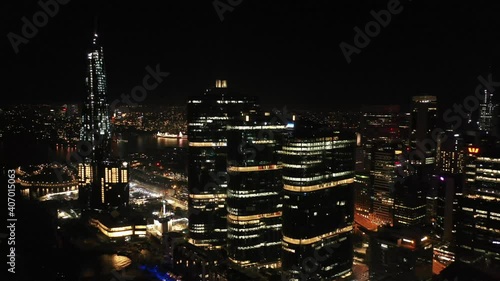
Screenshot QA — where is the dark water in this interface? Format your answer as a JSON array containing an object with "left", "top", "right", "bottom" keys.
[
  {"left": 1, "top": 132, "right": 187, "bottom": 168},
  {"left": 5, "top": 132, "right": 182, "bottom": 280}
]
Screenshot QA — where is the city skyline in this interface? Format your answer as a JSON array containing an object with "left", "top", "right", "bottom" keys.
[
  {"left": 3, "top": 2, "right": 500, "bottom": 281},
  {"left": 4, "top": 1, "right": 500, "bottom": 111}
]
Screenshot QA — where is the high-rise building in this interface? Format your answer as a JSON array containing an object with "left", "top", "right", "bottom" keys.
[
  {"left": 187, "top": 80, "right": 259, "bottom": 250},
  {"left": 356, "top": 105, "right": 402, "bottom": 224},
  {"left": 80, "top": 32, "right": 112, "bottom": 160},
  {"left": 359, "top": 105, "right": 401, "bottom": 145},
  {"left": 368, "top": 226, "right": 433, "bottom": 281},
  {"left": 280, "top": 120, "right": 356, "bottom": 280},
  {"left": 478, "top": 88, "right": 499, "bottom": 134},
  {"left": 457, "top": 134, "right": 500, "bottom": 264},
  {"left": 370, "top": 141, "right": 404, "bottom": 226},
  {"left": 393, "top": 174, "right": 428, "bottom": 228},
  {"left": 433, "top": 174, "right": 462, "bottom": 243},
  {"left": 409, "top": 95, "right": 438, "bottom": 172},
  {"left": 354, "top": 172, "right": 371, "bottom": 218},
  {"left": 436, "top": 131, "right": 465, "bottom": 175},
  {"left": 78, "top": 32, "right": 129, "bottom": 210},
  {"left": 225, "top": 111, "right": 288, "bottom": 268},
  {"left": 433, "top": 131, "right": 465, "bottom": 243}
]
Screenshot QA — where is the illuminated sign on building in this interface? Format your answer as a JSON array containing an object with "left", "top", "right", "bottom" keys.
[{"left": 468, "top": 147, "right": 479, "bottom": 154}]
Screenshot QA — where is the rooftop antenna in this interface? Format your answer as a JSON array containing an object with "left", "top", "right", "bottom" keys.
[{"left": 92, "top": 15, "right": 99, "bottom": 44}]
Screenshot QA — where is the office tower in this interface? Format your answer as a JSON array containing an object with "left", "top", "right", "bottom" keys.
[
  {"left": 357, "top": 105, "right": 401, "bottom": 173},
  {"left": 354, "top": 172, "right": 371, "bottom": 218},
  {"left": 359, "top": 105, "right": 401, "bottom": 145},
  {"left": 433, "top": 131, "right": 465, "bottom": 242},
  {"left": 433, "top": 175, "right": 462, "bottom": 243},
  {"left": 225, "top": 111, "right": 287, "bottom": 268},
  {"left": 393, "top": 174, "right": 427, "bottom": 227},
  {"left": 281, "top": 120, "right": 356, "bottom": 280},
  {"left": 478, "top": 88, "right": 498, "bottom": 133},
  {"left": 457, "top": 135, "right": 500, "bottom": 264},
  {"left": 399, "top": 112, "right": 412, "bottom": 146},
  {"left": 370, "top": 141, "right": 404, "bottom": 226},
  {"left": 435, "top": 132, "right": 464, "bottom": 175},
  {"left": 173, "top": 242, "right": 224, "bottom": 280},
  {"left": 368, "top": 226, "right": 433, "bottom": 281},
  {"left": 79, "top": 32, "right": 112, "bottom": 159},
  {"left": 78, "top": 32, "right": 130, "bottom": 210},
  {"left": 187, "top": 80, "right": 258, "bottom": 250},
  {"left": 356, "top": 105, "right": 401, "bottom": 223},
  {"left": 409, "top": 95, "right": 438, "bottom": 172}
]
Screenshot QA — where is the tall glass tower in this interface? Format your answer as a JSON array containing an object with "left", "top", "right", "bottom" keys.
[
  {"left": 78, "top": 32, "right": 129, "bottom": 210},
  {"left": 80, "top": 32, "right": 112, "bottom": 159}
]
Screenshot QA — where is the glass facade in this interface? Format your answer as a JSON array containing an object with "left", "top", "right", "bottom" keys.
[
  {"left": 187, "top": 80, "right": 259, "bottom": 250},
  {"left": 226, "top": 113, "right": 287, "bottom": 268},
  {"left": 78, "top": 33, "right": 129, "bottom": 210},
  {"left": 281, "top": 124, "right": 356, "bottom": 280}
]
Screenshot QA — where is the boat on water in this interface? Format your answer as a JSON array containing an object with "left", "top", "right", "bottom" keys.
[{"left": 156, "top": 131, "right": 188, "bottom": 139}]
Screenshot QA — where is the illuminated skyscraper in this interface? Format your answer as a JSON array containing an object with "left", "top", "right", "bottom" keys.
[
  {"left": 78, "top": 32, "right": 129, "bottom": 210},
  {"left": 409, "top": 95, "right": 438, "bottom": 172},
  {"left": 457, "top": 135, "right": 500, "bottom": 264},
  {"left": 478, "top": 88, "right": 498, "bottom": 134},
  {"left": 187, "top": 80, "right": 259, "bottom": 250},
  {"left": 226, "top": 111, "right": 288, "bottom": 268},
  {"left": 433, "top": 131, "right": 465, "bottom": 242},
  {"left": 355, "top": 105, "right": 401, "bottom": 222},
  {"left": 281, "top": 121, "right": 356, "bottom": 280},
  {"left": 370, "top": 141, "right": 404, "bottom": 226},
  {"left": 80, "top": 32, "right": 112, "bottom": 159}
]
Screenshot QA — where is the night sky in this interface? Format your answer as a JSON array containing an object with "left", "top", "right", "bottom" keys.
[{"left": 3, "top": 0, "right": 500, "bottom": 112}]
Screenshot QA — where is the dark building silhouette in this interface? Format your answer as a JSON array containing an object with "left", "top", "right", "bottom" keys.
[
  {"left": 393, "top": 174, "right": 427, "bottom": 228},
  {"left": 408, "top": 95, "right": 438, "bottom": 176},
  {"left": 368, "top": 226, "right": 433, "bottom": 281}
]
